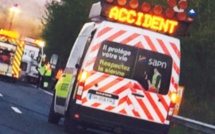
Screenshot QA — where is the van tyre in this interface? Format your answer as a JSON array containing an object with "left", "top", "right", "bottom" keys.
[
  {"left": 64, "top": 107, "right": 78, "bottom": 133},
  {"left": 48, "top": 92, "right": 61, "bottom": 124}
]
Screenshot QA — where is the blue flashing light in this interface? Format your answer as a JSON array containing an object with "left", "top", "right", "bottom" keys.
[{"left": 188, "top": 9, "right": 196, "bottom": 16}]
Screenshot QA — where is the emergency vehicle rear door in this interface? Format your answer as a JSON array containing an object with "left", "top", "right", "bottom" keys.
[{"left": 80, "top": 21, "right": 180, "bottom": 125}]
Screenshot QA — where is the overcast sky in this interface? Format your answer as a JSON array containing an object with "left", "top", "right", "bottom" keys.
[
  {"left": 0, "top": 0, "right": 52, "bottom": 37},
  {"left": 0, "top": 0, "right": 47, "bottom": 19}
]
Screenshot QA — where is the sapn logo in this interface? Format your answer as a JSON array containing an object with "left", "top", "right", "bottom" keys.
[{"left": 148, "top": 58, "right": 167, "bottom": 69}]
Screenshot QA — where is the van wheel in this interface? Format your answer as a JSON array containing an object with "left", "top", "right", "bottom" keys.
[
  {"left": 64, "top": 108, "right": 78, "bottom": 133},
  {"left": 48, "top": 92, "right": 61, "bottom": 124}
]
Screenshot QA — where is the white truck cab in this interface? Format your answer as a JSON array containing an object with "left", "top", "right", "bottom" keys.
[
  {"left": 19, "top": 38, "right": 41, "bottom": 83},
  {"left": 20, "top": 54, "right": 39, "bottom": 83}
]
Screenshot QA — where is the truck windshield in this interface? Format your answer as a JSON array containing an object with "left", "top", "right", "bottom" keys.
[
  {"left": 0, "top": 42, "right": 16, "bottom": 65},
  {"left": 20, "top": 62, "right": 27, "bottom": 71},
  {"left": 0, "top": 49, "right": 10, "bottom": 64},
  {"left": 24, "top": 43, "right": 40, "bottom": 60},
  {"left": 94, "top": 41, "right": 173, "bottom": 95}
]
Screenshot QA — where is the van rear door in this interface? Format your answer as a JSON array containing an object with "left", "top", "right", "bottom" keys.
[{"left": 79, "top": 21, "right": 180, "bottom": 125}]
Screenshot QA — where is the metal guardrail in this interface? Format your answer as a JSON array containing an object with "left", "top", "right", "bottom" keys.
[{"left": 171, "top": 115, "right": 215, "bottom": 134}]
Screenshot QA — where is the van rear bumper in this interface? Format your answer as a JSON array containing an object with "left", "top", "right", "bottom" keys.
[{"left": 71, "top": 104, "right": 170, "bottom": 134}]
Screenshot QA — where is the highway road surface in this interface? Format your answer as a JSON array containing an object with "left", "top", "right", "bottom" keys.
[
  {"left": 0, "top": 80, "right": 66, "bottom": 134},
  {"left": 0, "top": 79, "right": 112, "bottom": 134}
]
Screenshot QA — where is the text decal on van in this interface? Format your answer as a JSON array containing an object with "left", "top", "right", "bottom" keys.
[
  {"left": 94, "top": 41, "right": 173, "bottom": 95},
  {"left": 94, "top": 41, "right": 137, "bottom": 77}
]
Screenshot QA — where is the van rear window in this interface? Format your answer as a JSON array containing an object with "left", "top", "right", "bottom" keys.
[{"left": 94, "top": 41, "right": 173, "bottom": 95}]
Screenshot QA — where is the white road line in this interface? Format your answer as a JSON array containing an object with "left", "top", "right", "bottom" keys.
[
  {"left": 42, "top": 90, "right": 53, "bottom": 96},
  {"left": 11, "top": 106, "right": 22, "bottom": 114},
  {"left": 0, "top": 93, "right": 3, "bottom": 97},
  {"left": 37, "top": 87, "right": 53, "bottom": 96}
]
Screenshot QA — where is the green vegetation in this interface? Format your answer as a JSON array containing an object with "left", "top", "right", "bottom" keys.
[
  {"left": 42, "top": 0, "right": 97, "bottom": 64},
  {"left": 42, "top": 0, "right": 215, "bottom": 133}
]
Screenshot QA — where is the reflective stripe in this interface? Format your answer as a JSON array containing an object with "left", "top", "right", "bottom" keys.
[{"left": 44, "top": 82, "right": 49, "bottom": 87}]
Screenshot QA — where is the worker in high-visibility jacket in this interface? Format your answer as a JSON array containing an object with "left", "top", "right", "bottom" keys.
[
  {"left": 148, "top": 68, "right": 161, "bottom": 93},
  {"left": 37, "top": 61, "right": 46, "bottom": 88},
  {"left": 51, "top": 68, "right": 63, "bottom": 89},
  {"left": 43, "top": 62, "right": 52, "bottom": 89}
]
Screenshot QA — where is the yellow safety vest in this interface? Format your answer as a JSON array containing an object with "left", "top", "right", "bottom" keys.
[
  {"left": 44, "top": 65, "right": 52, "bottom": 77},
  {"left": 152, "top": 72, "right": 161, "bottom": 89},
  {"left": 38, "top": 65, "right": 46, "bottom": 76}
]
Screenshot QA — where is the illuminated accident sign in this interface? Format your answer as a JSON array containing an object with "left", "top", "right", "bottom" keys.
[
  {"left": 90, "top": 0, "right": 193, "bottom": 35},
  {"left": 88, "top": 0, "right": 191, "bottom": 35},
  {"left": 108, "top": 6, "right": 178, "bottom": 34}
]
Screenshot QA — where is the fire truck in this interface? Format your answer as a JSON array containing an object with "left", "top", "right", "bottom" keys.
[
  {"left": 48, "top": 0, "right": 192, "bottom": 133},
  {"left": 19, "top": 38, "right": 44, "bottom": 84},
  {"left": 0, "top": 29, "right": 25, "bottom": 82}
]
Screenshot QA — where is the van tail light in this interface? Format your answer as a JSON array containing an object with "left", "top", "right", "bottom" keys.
[
  {"left": 76, "top": 70, "right": 90, "bottom": 102},
  {"left": 166, "top": 92, "right": 178, "bottom": 120},
  {"left": 170, "top": 92, "right": 178, "bottom": 104},
  {"left": 78, "top": 70, "right": 89, "bottom": 86}
]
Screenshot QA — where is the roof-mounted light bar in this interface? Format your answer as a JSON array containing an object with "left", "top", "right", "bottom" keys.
[
  {"left": 102, "top": 0, "right": 189, "bottom": 21},
  {"left": 0, "top": 29, "right": 20, "bottom": 39}
]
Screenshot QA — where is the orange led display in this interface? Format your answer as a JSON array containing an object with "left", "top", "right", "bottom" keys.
[{"left": 108, "top": 6, "right": 178, "bottom": 34}]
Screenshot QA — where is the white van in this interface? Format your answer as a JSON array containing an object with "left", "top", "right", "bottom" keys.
[{"left": 48, "top": 1, "right": 184, "bottom": 134}]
